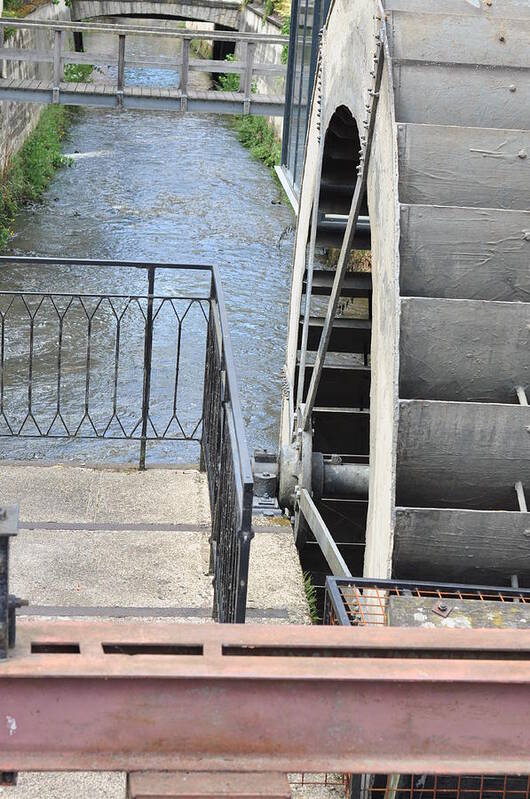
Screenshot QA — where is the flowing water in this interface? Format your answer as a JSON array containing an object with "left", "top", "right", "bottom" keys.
[{"left": 2, "top": 29, "right": 294, "bottom": 465}]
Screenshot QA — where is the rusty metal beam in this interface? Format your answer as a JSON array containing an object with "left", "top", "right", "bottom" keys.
[{"left": 1, "top": 620, "right": 529, "bottom": 775}]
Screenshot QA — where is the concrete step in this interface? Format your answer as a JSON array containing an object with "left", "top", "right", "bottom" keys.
[
  {"left": 397, "top": 124, "right": 529, "bottom": 210},
  {"left": 3, "top": 465, "right": 311, "bottom": 627},
  {"left": 399, "top": 204, "right": 530, "bottom": 301},
  {"left": 388, "top": 10, "right": 529, "bottom": 68},
  {"left": 396, "top": 399, "right": 530, "bottom": 511},
  {"left": 394, "top": 506, "right": 530, "bottom": 584},
  {"left": 399, "top": 297, "right": 530, "bottom": 403},
  {"left": 394, "top": 62, "right": 530, "bottom": 129}
]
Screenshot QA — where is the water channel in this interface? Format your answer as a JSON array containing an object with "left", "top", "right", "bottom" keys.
[{"left": 2, "top": 28, "right": 294, "bottom": 464}]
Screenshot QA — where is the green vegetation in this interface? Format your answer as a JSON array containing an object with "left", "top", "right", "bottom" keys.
[
  {"left": 241, "top": 0, "right": 291, "bottom": 17},
  {"left": 303, "top": 571, "right": 320, "bottom": 623},
  {"left": 0, "top": 106, "right": 73, "bottom": 247},
  {"left": 64, "top": 63, "right": 93, "bottom": 83},
  {"left": 217, "top": 56, "right": 281, "bottom": 173},
  {"left": 233, "top": 115, "right": 280, "bottom": 169}
]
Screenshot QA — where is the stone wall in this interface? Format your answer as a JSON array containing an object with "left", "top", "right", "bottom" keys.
[
  {"left": 239, "top": 3, "right": 285, "bottom": 137},
  {"left": 0, "top": 0, "right": 71, "bottom": 172}
]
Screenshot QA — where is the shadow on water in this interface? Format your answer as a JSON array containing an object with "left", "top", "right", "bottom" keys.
[{"left": 2, "top": 31, "right": 294, "bottom": 465}]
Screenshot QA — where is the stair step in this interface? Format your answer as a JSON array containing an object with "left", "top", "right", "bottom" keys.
[
  {"left": 300, "top": 316, "right": 371, "bottom": 354},
  {"left": 394, "top": 62, "right": 530, "bottom": 129},
  {"left": 394, "top": 507, "right": 530, "bottom": 584},
  {"left": 304, "top": 270, "right": 372, "bottom": 298},
  {"left": 388, "top": 11, "right": 529, "bottom": 68},
  {"left": 398, "top": 124, "right": 529, "bottom": 210},
  {"left": 386, "top": 0, "right": 530, "bottom": 17},
  {"left": 399, "top": 204, "right": 530, "bottom": 301},
  {"left": 399, "top": 297, "right": 529, "bottom": 403},
  {"left": 396, "top": 399, "right": 530, "bottom": 511},
  {"left": 297, "top": 362, "right": 371, "bottom": 408}
]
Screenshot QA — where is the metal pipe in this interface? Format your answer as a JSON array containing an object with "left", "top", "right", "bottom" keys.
[{"left": 323, "top": 461, "right": 369, "bottom": 499}]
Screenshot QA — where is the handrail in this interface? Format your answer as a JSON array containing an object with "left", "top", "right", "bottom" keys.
[
  {"left": 202, "top": 266, "right": 253, "bottom": 623},
  {"left": 0, "top": 17, "right": 288, "bottom": 44},
  {"left": 0, "top": 257, "right": 254, "bottom": 622},
  {"left": 0, "top": 17, "right": 287, "bottom": 113}
]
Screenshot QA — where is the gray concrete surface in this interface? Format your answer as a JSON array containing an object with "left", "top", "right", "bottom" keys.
[
  {"left": 1, "top": 463, "right": 309, "bottom": 623},
  {"left": 1, "top": 463, "right": 318, "bottom": 797}
]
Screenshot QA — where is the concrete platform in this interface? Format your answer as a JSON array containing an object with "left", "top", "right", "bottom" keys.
[
  {"left": 0, "top": 462, "right": 317, "bottom": 798},
  {"left": 1, "top": 462, "right": 309, "bottom": 625}
]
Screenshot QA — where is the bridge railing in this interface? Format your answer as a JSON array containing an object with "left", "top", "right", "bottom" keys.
[
  {"left": 0, "top": 256, "right": 254, "bottom": 622},
  {"left": 0, "top": 18, "right": 287, "bottom": 114}
]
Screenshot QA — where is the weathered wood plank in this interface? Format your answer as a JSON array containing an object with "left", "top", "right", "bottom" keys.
[
  {"left": 389, "top": 11, "right": 530, "bottom": 68},
  {"left": 394, "top": 62, "right": 530, "bottom": 130},
  {"left": 399, "top": 204, "right": 530, "bottom": 301},
  {"left": 397, "top": 400, "right": 530, "bottom": 509},
  {"left": 388, "top": 593, "right": 530, "bottom": 628},
  {"left": 398, "top": 123, "right": 530, "bottom": 210},
  {"left": 393, "top": 507, "right": 530, "bottom": 582},
  {"left": 399, "top": 297, "right": 530, "bottom": 403}
]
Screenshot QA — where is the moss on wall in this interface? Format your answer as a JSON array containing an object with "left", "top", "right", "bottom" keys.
[{"left": 0, "top": 105, "right": 73, "bottom": 246}]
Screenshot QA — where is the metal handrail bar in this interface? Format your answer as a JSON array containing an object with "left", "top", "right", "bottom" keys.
[
  {"left": 327, "top": 575, "right": 530, "bottom": 599},
  {"left": 0, "top": 17, "right": 288, "bottom": 44},
  {"left": 0, "top": 46, "right": 287, "bottom": 75},
  {"left": 0, "top": 256, "right": 213, "bottom": 270},
  {"left": 210, "top": 264, "right": 253, "bottom": 491}
]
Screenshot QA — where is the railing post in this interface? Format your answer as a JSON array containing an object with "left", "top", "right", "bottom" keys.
[
  {"left": 242, "top": 41, "right": 256, "bottom": 115},
  {"left": 180, "top": 37, "right": 190, "bottom": 112},
  {"left": 52, "top": 29, "right": 63, "bottom": 103},
  {"left": 139, "top": 266, "right": 155, "bottom": 471},
  {"left": 117, "top": 33, "right": 126, "bottom": 108}
]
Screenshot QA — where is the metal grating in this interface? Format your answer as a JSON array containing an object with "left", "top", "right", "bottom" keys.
[
  {"left": 324, "top": 577, "right": 530, "bottom": 627},
  {"left": 366, "top": 776, "right": 530, "bottom": 799}
]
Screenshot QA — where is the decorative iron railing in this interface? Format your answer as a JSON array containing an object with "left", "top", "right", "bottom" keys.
[
  {"left": 0, "top": 256, "right": 253, "bottom": 622},
  {"left": 202, "top": 271, "right": 253, "bottom": 623}
]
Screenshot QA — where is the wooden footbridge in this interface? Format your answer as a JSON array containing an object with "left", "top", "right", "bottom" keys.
[{"left": 0, "top": 18, "right": 287, "bottom": 114}]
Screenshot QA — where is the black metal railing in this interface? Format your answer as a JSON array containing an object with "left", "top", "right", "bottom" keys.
[
  {"left": 324, "top": 576, "right": 530, "bottom": 627},
  {"left": 0, "top": 256, "right": 253, "bottom": 622},
  {"left": 202, "top": 268, "right": 253, "bottom": 623}
]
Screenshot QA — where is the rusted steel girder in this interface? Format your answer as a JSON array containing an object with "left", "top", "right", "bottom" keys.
[{"left": 1, "top": 620, "right": 529, "bottom": 775}]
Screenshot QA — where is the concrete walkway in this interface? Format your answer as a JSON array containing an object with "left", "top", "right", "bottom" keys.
[
  {"left": 0, "top": 462, "right": 330, "bottom": 799},
  {"left": 3, "top": 462, "right": 309, "bottom": 624}
]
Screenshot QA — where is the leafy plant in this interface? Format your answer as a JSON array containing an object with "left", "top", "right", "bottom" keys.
[
  {"left": 303, "top": 571, "right": 320, "bottom": 623},
  {"left": 235, "top": 115, "right": 280, "bottom": 168},
  {"left": 64, "top": 63, "right": 93, "bottom": 83},
  {"left": 216, "top": 53, "right": 240, "bottom": 92},
  {"left": 281, "top": 17, "right": 290, "bottom": 64}
]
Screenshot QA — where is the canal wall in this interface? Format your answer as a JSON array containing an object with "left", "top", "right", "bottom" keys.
[
  {"left": 240, "top": 3, "right": 285, "bottom": 137},
  {"left": 0, "top": 0, "right": 71, "bottom": 172}
]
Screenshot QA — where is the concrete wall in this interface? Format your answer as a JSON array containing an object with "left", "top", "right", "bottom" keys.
[
  {"left": 0, "top": 0, "right": 71, "bottom": 174},
  {"left": 239, "top": 3, "right": 285, "bottom": 136},
  {"left": 70, "top": 0, "right": 240, "bottom": 30}
]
